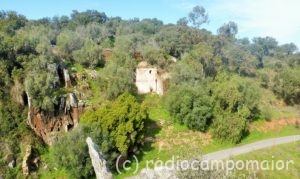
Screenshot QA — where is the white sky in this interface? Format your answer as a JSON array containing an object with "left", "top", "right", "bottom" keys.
[{"left": 204, "top": 0, "right": 300, "bottom": 47}]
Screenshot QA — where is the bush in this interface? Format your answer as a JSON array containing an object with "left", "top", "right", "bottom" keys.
[
  {"left": 80, "top": 92, "right": 147, "bottom": 165},
  {"left": 47, "top": 125, "right": 94, "bottom": 178},
  {"left": 273, "top": 67, "right": 300, "bottom": 104},
  {"left": 260, "top": 105, "right": 272, "bottom": 121},
  {"left": 209, "top": 73, "right": 260, "bottom": 143},
  {"left": 166, "top": 85, "right": 213, "bottom": 132},
  {"left": 212, "top": 73, "right": 260, "bottom": 121},
  {"left": 212, "top": 112, "right": 248, "bottom": 144},
  {"left": 260, "top": 72, "right": 270, "bottom": 88}
]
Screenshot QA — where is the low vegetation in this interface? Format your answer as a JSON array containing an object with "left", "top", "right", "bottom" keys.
[{"left": 232, "top": 141, "right": 300, "bottom": 178}]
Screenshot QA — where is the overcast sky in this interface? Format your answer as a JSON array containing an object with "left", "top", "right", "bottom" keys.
[{"left": 2, "top": 0, "right": 300, "bottom": 48}]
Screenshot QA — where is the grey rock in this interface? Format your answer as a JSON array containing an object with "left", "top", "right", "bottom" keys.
[
  {"left": 86, "top": 137, "right": 113, "bottom": 179},
  {"left": 59, "top": 97, "right": 66, "bottom": 112},
  {"left": 63, "top": 68, "right": 72, "bottom": 88},
  {"left": 8, "top": 159, "right": 15, "bottom": 168},
  {"left": 69, "top": 93, "right": 78, "bottom": 108}
]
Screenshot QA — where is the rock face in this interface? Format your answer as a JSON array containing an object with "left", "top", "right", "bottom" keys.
[
  {"left": 25, "top": 62, "right": 87, "bottom": 145},
  {"left": 63, "top": 68, "right": 72, "bottom": 88},
  {"left": 27, "top": 92, "right": 84, "bottom": 145},
  {"left": 86, "top": 137, "right": 113, "bottom": 179}
]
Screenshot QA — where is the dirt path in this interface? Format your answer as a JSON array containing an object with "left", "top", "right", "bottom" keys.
[{"left": 202, "top": 135, "right": 300, "bottom": 160}]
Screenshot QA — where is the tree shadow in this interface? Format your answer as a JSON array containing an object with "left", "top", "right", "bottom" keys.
[
  {"left": 113, "top": 117, "right": 162, "bottom": 176},
  {"left": 133, "top": 117, "right": 161, "bottom": 160}
]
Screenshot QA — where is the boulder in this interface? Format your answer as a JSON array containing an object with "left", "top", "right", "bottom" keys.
[{"left": 8, "top": 159, "right": 15, "bottom": 168}]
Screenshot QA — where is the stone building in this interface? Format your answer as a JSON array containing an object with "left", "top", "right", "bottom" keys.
[{"left": 135, "top": 61, "right": 165, "bottom": 95}]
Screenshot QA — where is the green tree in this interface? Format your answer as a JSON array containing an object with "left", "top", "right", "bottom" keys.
[
  {"left": 56, "top": 29, "right": 84, "bottom": 58},
  {"left": 72, "top": 39, "right": 104, "bottom": 68},
  {"left": 187, "top": 43, "right": 221, "bottom": 78},
  {"left": 142, "top": 45, "right": 172, "bottom": 69},
  {"left": 251, "top": 36, "right": 278, "bottom": 68},
  {"left": 210, "top": 73, "right": 260, "bottom": 143},
  {"left": 176, "top": 17, "right": 188, "bottom": 26},
  {"left": 100, "top": 51, "right": 136, "bottom": 99},
  {"left": 166, "top": 85, "right": 212, "bottom": 132},
  {"left": 48, "top": 125, "right": 94, "bottom": 178},
  {"left": 277, "top": 43, "right": 298, "bottom": 56},
  {"left": 273, "top": 67, "right": 300, "bottom": 104},
  {"left": 170, "top": 59, "right": 203, "bottom": 86},
  {"left": 81, "top": 93, "right": 147, "bottom": 164},
  {"left": 70, "top": 10, "right": 108, "bottom": 26},
  {"left": 217, "top": 21, "right": 238, "bottom": 38},
  {"left": 212, "top": 73, "right": 260, "bottom": 120},
  {"left": 188, "top": 6, "right": 209, "bottom": 28},
  {"left": 24, "top": 56, "right": 57, "bottom": 111},
  {"left": 222, "top": 43, "right": 257, "bottom": 76},
  {"left": 0, "top": 11, "right": 27, "bottom": 35}
]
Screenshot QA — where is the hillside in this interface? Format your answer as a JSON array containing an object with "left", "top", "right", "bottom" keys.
[{"left": 0, "top": 8, "right": 299, "bottom": 178}]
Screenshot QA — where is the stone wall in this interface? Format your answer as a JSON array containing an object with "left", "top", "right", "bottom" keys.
[{"left": 135, "top": 67, "right": 164, "bottom": 95}]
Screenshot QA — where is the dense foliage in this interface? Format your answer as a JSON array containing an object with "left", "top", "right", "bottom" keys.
[
  {"left": 0, "top": 6, "right": 299, "bottom": 178},
  {"left": 47, "top": 126, "right": 94, "bottom": 178},
  {"left": 166, "top": 85, "right": 212, "bottom": 132},
  {"left": 273, "top": 67, "right": 300, "bottom": 104},
  {"left": 81, "top": 93, "right": 147, "bottom": 165}
]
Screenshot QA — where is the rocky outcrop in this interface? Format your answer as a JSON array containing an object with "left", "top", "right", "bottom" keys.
[
  {"left": 63, "top": 68, "right": 72, "bottom": 88},
  {"left": 22, "top": 145, "right": 32, "bottom": 177},
  {"left": 25, "top": 61, "right": 87, "bottom": 145},
  {"left": 86, "top": 137, "right": 113, "bottom": 179},
  {"left": 27, "top": 92, "right": 85, "bottom": 145}
]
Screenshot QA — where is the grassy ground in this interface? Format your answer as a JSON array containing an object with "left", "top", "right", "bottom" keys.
[
  {"left": 232, "top": 141, "right": 300, "bottom": 178},
  {"left": 114, "top": 94, "right": 300, "bottom": 178}
]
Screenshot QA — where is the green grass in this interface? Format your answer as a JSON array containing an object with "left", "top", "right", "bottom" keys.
[
  {"left": 141, "top": 94, "right": 171, "bottom": 122},
  {"left": 73, "top": 63, "right": 84, "bottom": 73},
  {"left": 232, "top": 141, "right": 300, "bottom": 178},
  {"left": 39, "top": 168, "right": 73, "bottom": 179},
  {"left": 114, "top": 94, "right": 300, "bottom": 178},
  {"left": 242, "top": 125, "right": 300, "bottom": 144}
]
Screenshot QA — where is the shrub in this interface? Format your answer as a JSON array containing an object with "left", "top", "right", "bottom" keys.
[
  {"left": 260, "top": 105, "right": 272, "bottom": 121},
  {"left": 166, "top": 85, "right": 213, "bottom": 132},
  {"left": 212, "top": 112, "right": 248, "bottom": 144},
  {"left": 273, "top": 67, "right": 300, "bottom": 104},
  {"left": 212, "top": 73, "right": 261, "bottom": 121},
  {"left": 80, "top": 92, "right": 147, "bottom": 165},
  {"left": 47, "top": 125, "right": 94, "bottom": 178}
]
